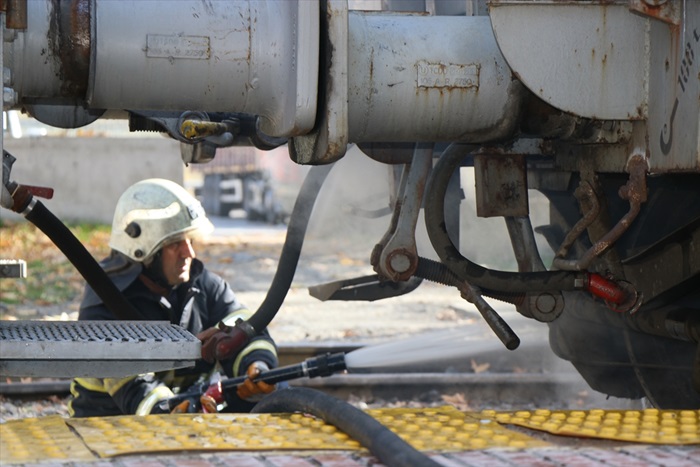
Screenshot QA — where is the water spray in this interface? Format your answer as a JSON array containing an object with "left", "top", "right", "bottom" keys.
[{"left": 165, "top": 327, "right": 488, "bottom": 413}]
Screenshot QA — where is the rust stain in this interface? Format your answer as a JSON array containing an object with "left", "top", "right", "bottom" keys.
[
  {"left": 6, "top": 0, "right": 27, "bottom": 29},
  {"left": 48, "top": 0, "right": 91, "bottom": 97}
]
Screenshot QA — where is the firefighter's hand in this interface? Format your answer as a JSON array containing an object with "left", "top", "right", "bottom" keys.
[
  {"left": 169, "top": 396, "right": 200, "bottom": 413},
  {"left": 150, "top": 395, "right": 200, "bottom": 414},
  {"left": 236, "top": 361, "right": 276, "bottom": 400},
  {"left": 196, "top": 322, "right": 250, "bottom": 363}
]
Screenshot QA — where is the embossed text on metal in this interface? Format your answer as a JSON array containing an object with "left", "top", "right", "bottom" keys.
[
  {"left": 416, "top": 61, "right": 479, "bottom": 88},
  {"left": 146, "top": 34, "right": 210, "bottom": 59}
]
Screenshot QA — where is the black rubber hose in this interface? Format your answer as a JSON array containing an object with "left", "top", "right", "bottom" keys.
[
  {"left": 23, "top": 199, "right": 142, "bottom": 320},
  {"left": 252, "top": 387, "right": 441, "bottom": 467},
  {"left": 247, "top": 164, "right": 334, "bottom": 333},
  {"left": 424, "top": 143, "right": 586, "bottom": 293}
]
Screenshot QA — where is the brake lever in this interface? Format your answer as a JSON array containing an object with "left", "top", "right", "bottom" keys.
[{"left": 309, "top": 274, "right": 422, "bottom": 302}]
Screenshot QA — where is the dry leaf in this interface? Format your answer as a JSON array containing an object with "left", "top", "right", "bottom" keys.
[
  {"left": 470, "top": 359, "right": 490, "bottom": 373},
  {"left": 442, "top": 392, "right": 470, "bottom": 411}
]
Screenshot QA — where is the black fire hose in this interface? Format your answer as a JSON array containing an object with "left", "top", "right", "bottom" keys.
[
  {"left": 252, "top": 387, "right": 442, "bottom": 467},
  {"left": 424, "top": 143, "right": 587, "bottom": 293},
  {"left": 20, "top": 197, "right": 142, "bottom": 320},
  {"left": 247, "top": 163, "right": 334, "bottom": 333}
]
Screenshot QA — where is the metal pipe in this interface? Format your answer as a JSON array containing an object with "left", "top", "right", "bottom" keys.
[
  {"left": 15, "top": 194, "right": 142, "bottom": 321},
  {"left": 553, "top": 155, "right": 648, "bottom": 271},
  {"left": 505, "top": 216, "right": 546, "bottom": 273},
  {"left": 553, "top": 181, "right": 600, "bottom": 262},
  {"left": 424, "top": 143, "right": 587, "bottom": 293}
]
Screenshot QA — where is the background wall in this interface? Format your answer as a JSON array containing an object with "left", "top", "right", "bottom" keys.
[{"left": 2, "top": 136, "right": 184, "bottom": 224}]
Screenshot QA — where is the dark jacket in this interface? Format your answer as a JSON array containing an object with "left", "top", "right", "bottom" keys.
[{"left": 68, "top": 252, "right": 278, "bottom": 417}]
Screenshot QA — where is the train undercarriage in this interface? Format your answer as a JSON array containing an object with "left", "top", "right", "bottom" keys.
[{"left": 0, "top": 0, "right": 698, "bottom": 411}]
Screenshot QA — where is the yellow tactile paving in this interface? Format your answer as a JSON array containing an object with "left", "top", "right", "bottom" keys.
[
  {"left": 2, "top": 407, "right": 695, "bottom": 464},
  {"left": 64, "top": 406, "right": 547, "bottom": 457},
  {"left": 67, "top": 412, "right": 363, "bottom": 456},
  {"left": 490, "top": 408, "right": 700, "bottom": 445},
  {"left": 0, "top": 415, "right": 95, "bottom": 465},
  {"left": 366, "top": 406, "right": 548, "bottom": 451}
]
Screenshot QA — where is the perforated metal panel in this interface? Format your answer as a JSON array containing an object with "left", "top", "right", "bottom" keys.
[{"left": 0, "top": 320, "right": 200, "bottom": 377}]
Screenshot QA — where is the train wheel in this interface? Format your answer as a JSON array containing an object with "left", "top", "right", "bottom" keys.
[{"left": 541, "top": 173, "right": 700, "bottom": 409}]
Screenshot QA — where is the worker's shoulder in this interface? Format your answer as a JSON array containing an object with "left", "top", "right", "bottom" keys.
[{"left": 80, "top": 252, "right": 142, "bottom": 309}]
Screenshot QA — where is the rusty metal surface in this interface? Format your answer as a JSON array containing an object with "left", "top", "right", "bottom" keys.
[
  {"left": 554, "top": 180, "right": 599, "bottom": 261},
  {"left": 44, "top": 0, "right": 91, "bottom": 98},
  {"left": 553, "top": 155, "right": 648, "bottom": 272},
  {"left": 629, "top": 0, "right": 681, "bottom": 25},
  {"left": 474, "top": 153, "right": 528, "bottom": 218},
  {"left": 5, "top": 0, "right": 27, "bottom": 29}
]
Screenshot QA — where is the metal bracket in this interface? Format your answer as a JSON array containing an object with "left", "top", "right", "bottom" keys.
[
  {"left": 628, "top": 0, "right": 681, "bottom": 26},
  {"left": 371, "top": 143, "right": 433, "bottom": 281}
]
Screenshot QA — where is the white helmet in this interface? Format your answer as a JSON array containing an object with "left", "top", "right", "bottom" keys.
[{"left": 109, "top": 178, "right": 214, "bottom": 262}]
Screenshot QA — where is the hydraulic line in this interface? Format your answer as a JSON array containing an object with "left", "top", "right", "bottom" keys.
[
  {"left": 203, "top": 164, "right": 335, "bottom": 362},
  {"left": 252, "top": 387, "right": 442, "bottom": 467},
  {"left": 2, "top": 151, "right": 140, "bottom": 320},
  {"left": 424, "top": 143, "right": 587, "bottom": 294},
  {"left": 247, "top": 163, "right": 334, "bottom": 333}
]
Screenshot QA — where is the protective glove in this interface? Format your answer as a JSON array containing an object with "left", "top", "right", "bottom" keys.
[
  {"left": 197, "top": 321, "right": 253, "bottom": 363},
  {"left": 149, "top": 394, "right": 201, "bottom": 414},
  {"left": 236, "top": 361, "right": 276, "bottom": 400}
]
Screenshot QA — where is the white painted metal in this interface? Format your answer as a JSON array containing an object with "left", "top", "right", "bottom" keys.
[
  {"left": 346, "top": 13, "right": 524, "bottom": 143},
  {"left": 89, "top": 0, "right": 319, "bottom": 138},
  {"left": 489, "top": 1, "right": 649, "bottom": 121},
  {"left": 645, "top": 0, "right": 700, "bottom": 171},
  {"left": 289, "top": 0, "right": 348, "bottom": 164},
  {"left": 3, "top": 1, "right": 63, "bottom": 100}
]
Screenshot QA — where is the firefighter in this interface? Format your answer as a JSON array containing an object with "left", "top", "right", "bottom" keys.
[{"left": 68, "top": 178, "right": 278, "bottom": 417}]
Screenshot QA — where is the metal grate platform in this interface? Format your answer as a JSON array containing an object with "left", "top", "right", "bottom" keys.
[{"left": 0, "top": 320, "right": 201, "bottom": 378}]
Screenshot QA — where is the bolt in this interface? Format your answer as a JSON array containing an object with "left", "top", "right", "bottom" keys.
[
  {"left": 389, "top": 253, "right": 411, "bottom": 274},
  {"left": 535, "top": 293, "right": 557, "bottom": 314}
]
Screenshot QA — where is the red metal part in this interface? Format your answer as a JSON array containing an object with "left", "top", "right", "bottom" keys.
[
  {"left": 586, "top": 273, "right": 628, "bottom": 309},
  {"left": 21, "top": 185, "right": 54, "bottom": 200}
]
